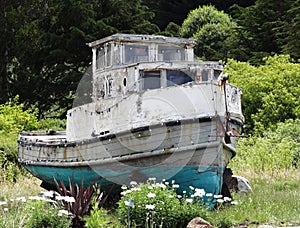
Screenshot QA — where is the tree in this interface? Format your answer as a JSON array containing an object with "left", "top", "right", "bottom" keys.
[
  {"left": 0, "top": 0, "right": 160, "bottom": 117},
  {"left": 0, "top": 0, "right": 22, "bottom": 103},
  {"left": 230, "top": 0, "right": 295, "bottom": 64},
  {"left": 281, "top": 0, "right": 300, "bottom": 60},
  {"left": 180, "top": 5, "right": 237, "bottom": 60},
  {"left": 142, "top": 0, "right": 255, "bottom": 30}
]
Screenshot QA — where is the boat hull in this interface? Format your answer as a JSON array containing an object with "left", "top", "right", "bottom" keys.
[
  {"left": 19, "top": 117, "right": 235, "bottom": 196},
  {"left": 24, "top": 163, "right": 225, "bottom": 196}
]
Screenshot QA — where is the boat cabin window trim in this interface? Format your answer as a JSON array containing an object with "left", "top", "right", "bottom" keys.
[
  {"left": 96, "top": 44, "right": 112, "bottom": 69},
  {"left": 124, "top": 44, "right": 149, "bottom": 64},
  {"left": 140, "top": 71, "right": 161, "bottom": 90},
  {"left": 166, "top": 70, "right": 193, "bottom": 86},
  {"left": 158, "top": 45, "right": 185, "bottom": 61}
]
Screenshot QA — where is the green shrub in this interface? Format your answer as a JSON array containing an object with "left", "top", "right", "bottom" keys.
[
  {"left": 0, "top": 96, "right": 40, "bottom": 133},
  {"left": 118, "top": 179, "right": 208, "bottom": 228},
  {"left": 226, "top": 56, "right": 300, "bottom": 134},
  {"left": 0, "top": 96, "right": 40, "bottom": 181},
  {"left": 24, "top": 200, "right": 72, "bottom": 228},
  {"left": 0, "top": 131, "right": 23, "bottom": 181},
  {"left": 230, "top": 119, "right": 300, "bottom": 173},
  {"left": 82, "top": 201, "right": 121, "bottom": 228},
  {"left": 39, "top": 118, "right": 66, "bottom": 131}
]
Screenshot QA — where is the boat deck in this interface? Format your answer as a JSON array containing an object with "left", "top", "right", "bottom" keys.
[{"left": 19, "top": 131, "right": 66, "bottom": 143}]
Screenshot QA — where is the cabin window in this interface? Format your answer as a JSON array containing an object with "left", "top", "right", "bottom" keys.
[
  {"left": 96, "top": 44, "right": 112, "bottom": 69},
  {"left": 213, "top": 70, "right": 222, "bottom": 80},
  {"left": 106, "top": 44, "right": 112, "bottom": 66},
  {"left": 141, "top": 71, "right": 161, "bottom": 90},
  {"left": 158, "top": 45, "right": 184, "bottom": 61},
  {"left": 96, "top": 48, "right": 105, "bottom": 69},
  {"left": 125, "top": 45, "right": 149, "bottom": 64},
  {"left": 201, "top": 69, "right": 209, "bottom": 81},
  {"left": 166, "top": 70, "right": 192, "bottom": 86}
]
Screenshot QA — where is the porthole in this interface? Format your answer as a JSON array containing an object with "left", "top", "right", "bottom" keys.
[{"left": 123, "top": 77, "right": 127, "bottom": 87}]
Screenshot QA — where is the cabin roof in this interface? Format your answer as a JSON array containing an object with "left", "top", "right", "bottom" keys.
[{"left": 87, "top": 33, "right": 196, "bottom": 48}]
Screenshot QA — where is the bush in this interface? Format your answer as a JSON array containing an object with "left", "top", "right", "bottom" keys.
[
  {"left": 39, "top": 118, "right": 66, "bottom": 131},
  {"left": 118, "top": 178, "right": 208, "bottom": 228},
  {"left": 82, "top": 201, "right": 121, "bottom": 228},
  {"left": 0, "top": 97, "right": 67, "bottom": 182},
  {"left": 0, "top": 96, "right": 40, "bottom": 133},
  {"left": 230, "top": 119, "right": 300, "bottom": 173},
  {"left": 24, "top": 200, "right": 71, "bottom": 228},
  {"left": 0, "top": 97, "right": 40, "bottom": 181},
  {"left": 226, "top": 56, "right": 300, "bottom": 134}
]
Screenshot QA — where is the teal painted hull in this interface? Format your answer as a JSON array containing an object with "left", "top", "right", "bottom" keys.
[{"left": 25, "top": 164, "right": 224, "bottom": 196}]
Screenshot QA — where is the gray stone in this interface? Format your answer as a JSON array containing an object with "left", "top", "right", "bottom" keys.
[
  {"left": 232, "top": 175, "right": 252, "bottom": 194},
  {"left": 186, "top": 217, "right": 214, "bottom": 228}
]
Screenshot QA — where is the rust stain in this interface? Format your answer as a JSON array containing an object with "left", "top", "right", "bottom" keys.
[{"left": 63, "top": 147, "right": 67, "bottom": 160}]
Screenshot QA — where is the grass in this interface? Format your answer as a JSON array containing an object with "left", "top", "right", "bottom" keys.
[
  {"left": 207, "top": 170, "right": 300, "bottom": 227},
  {"left": 0, "top": 177, "right": 44, "bottom": 227},
  {"left": 1, "top": 170, "right": 300, "bottom": 227},
  {"left": 0, "top": 176, "right": 43, "bottom": 199}
]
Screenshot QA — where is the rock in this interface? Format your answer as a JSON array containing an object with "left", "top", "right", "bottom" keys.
[
  {"left": 186, "top": 217, "right": 214, "bottom": 228},
  {"left": 232, "top": 175, "right": 252, "bottom": 194},
  {"left": 257, "top": 225, "right": 274, "bottom": 228}
]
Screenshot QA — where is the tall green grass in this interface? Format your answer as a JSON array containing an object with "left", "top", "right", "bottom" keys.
[{"left": 207, "top": 171, "right": 300, "bottom": 227}]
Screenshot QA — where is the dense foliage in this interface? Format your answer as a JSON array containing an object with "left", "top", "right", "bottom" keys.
[
  {"left": 231, "top": 120, "right": 300, "bottom": 173},
  {"left": 0, "top": 97, "right": 39, "bottom": 181},
  {"left": 226, "top": 55, "right": 300, "bottom": 134},
  {"left": 230, "top": 0, "right": 300, "bottom": 64},
  {"left": 226, "top": 56, "right": 300, "bottom": 173}
]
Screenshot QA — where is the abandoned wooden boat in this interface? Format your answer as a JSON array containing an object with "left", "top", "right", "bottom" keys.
[{"left": 18, "top": 34, "right": 244, "bottom": 196}]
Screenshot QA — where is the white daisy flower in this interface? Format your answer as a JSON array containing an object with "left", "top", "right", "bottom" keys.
[
  {"left": 146, "top": 204, "right": 155, "bottom": 210},
  {"left": 172, "top": 184, "right": 179, "bottom": 189},
  {"left": 224, "top": 197, "right": 232, "bottom": 202},
  {"left": 58, "top": 209, "right": 71, "bottom": 216},
  {"left": 217, "top": 199, "right": 224, "bottom": 203},
  {"left": 0, "top": 201, "right": 7, "bottom": 206},
  {"left": 231, "top": 200, "right": 238, "bottom": 205},
  {"left": 186, "top": 198, "right": 193, "bottom": 203},
  {"left": 42, "top": 191, "right": 55, "bottom": 198},
  {"left": 130, "top": 181, "right": 138, "bottom": 186},
  {"left": 28, "top": 196, "right": 45, "bottom": 201},
  {"left": 63, "top": 196, "right": 75, "bottom": 203},
  {"left": 147, "top": 192, "right": 156, "bottom": 198},
  {"left": 194, "top": 188, "right": 205, "bottom": 197},
  {"left": 213, "top": 194, "right": 223, "bottom": 199},
  {"left": 205, "top": 193, "right": 213, "bottom": 197}
]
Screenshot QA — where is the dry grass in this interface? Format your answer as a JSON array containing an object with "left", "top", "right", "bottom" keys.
[{"left": 0, "top": 176, "right": 43, "bottom": 200}]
